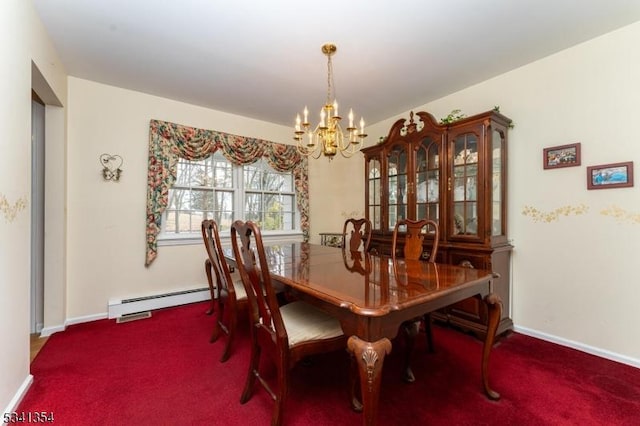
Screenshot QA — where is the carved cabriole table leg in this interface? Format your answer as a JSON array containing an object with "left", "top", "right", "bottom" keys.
[
  {"left": 347, "top": 336, "right": 392, "bottom": 426},
  {"left": 482, "top": 292, "right": 503, "bottom": 400}
]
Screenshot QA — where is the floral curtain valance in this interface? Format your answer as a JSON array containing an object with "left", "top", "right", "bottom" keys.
[{"left": 145, "top": 119, "right": 309, "bottom": 266}]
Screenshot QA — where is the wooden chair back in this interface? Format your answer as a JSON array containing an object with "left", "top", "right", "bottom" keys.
[
  {"left": 231, "top": 220, "right": 348, "bottom": 425},
  {"left": 391, "top": 218, "right": 440, "bottom": 382},
  {"left": 202, "top": 220, "right": 235, "bottom": 299},
  {"left": 342, "top": 218, "right": 372, "bottom": 252},
  {"left": 230, "top": 220, "right": 288, "bottom": 356},
  {"left": 391, "top": 219, "right": 440, "bottom": 262},
  {"left": 201, "top": 219, "right": 246, "bottom": 362}
]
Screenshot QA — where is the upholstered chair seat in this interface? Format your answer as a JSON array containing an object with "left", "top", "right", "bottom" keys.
[
  {"left": 231, "top": 278, "right": 247, "bottom": 301},
  {"left": 280, "top": 301, "right": 344, "bottom": 346}
]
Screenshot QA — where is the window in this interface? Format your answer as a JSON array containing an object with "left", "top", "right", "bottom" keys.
[{"left": 160, "top": 151, "right": 299, "bottom": 241}]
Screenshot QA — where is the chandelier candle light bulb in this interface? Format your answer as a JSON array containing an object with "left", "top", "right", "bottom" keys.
[{"left": 294, "top": 43, "right": 367, "bottom": 159}]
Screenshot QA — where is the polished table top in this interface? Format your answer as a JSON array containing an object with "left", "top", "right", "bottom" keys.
[
  {"left": 226, "top": 241, "right": 502, "bottom": 426},
  {"left": 238, "top": 242, "right": 495, "bottom": 317}
]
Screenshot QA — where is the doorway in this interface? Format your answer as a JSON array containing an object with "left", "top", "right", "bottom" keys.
[{"left": 31, "top": 91, "right": 45, "bottom": 334}]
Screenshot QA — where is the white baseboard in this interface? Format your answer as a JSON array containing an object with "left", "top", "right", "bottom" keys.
[
  {"left": 40, "top": 313, "right": 107, "bottom": 337},
  {"left": 107, "top": 288, "right": 210, "bottom": 319},
  {"left": 39, "top": 324, "right": 65, "bottom": 337},
  {"left": 66, "top": 313, "right": 108, "bottom": 326},
  {"left": 514, "top": 325, "right": 640, "bottom": 369},
  {"left": 3, "top": 374, "right": 33, "bottom": 416}
]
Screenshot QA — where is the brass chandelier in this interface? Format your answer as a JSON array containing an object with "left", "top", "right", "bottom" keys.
[{"left": 294, "top": 43, "right": 367, "bottom": 159}]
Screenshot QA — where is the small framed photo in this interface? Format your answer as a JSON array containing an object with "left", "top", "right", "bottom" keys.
[
  {"left": 587, "top": 161, "right": 634, "bottom": 190},
  {"left": 543, "top": 143, "right": 581, "bottom": 169}
]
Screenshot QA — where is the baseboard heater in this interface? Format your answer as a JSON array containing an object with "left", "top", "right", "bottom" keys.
[{"left": 108, "top": 287, "right": 210, "bottom": 319}]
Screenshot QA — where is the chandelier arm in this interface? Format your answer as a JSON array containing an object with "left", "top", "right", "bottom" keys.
[
  {"left": 296, "top": 141, "right": 320, "bottom": 158},
  {"left": 337, "top": 141, "right": 360, "bottom": 158},
  {"left": 310, "top": 145, "right": 323, "bottom": 160}
]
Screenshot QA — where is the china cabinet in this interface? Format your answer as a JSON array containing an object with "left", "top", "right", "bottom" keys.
[{"left": 361, "top": 110, "right": 513, "bottom": 337}]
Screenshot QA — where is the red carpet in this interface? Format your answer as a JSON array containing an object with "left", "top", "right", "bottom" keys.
[{"left": 20, "top": 302, "right": 640, "bottom": 425}]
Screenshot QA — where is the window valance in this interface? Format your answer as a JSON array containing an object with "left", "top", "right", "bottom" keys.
[{"left": 146, "top": 119, "right": 309, "bottom": 266}]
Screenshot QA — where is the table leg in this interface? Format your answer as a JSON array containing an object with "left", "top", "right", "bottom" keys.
[
  {"left": 347, "top": 336, "right": 392, "bottom": 426},
  {"left": 482, "top": 293, "right": 503, "bottom": 400}
]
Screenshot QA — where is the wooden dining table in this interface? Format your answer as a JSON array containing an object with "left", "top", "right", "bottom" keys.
[{"left": 227, "top": 242, "right": 502, "bottom": 426}]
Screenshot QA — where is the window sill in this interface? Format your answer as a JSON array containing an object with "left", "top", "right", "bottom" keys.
[{"left": 158, "top": 231, "right": 304, "bottom": 247}]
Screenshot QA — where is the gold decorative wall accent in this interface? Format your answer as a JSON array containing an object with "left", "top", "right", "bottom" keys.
[
  {"left": 0, "top": 193, "right": 27, "bottom": 222},
  {"left": 522, "top": 204, "right": 589, "bottom": 223},
  {"left": 600, "top": 205, "right": 640, "bottom": 224}
]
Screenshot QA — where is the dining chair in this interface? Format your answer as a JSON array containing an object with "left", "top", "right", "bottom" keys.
[
  {"left": 391, "top": 218, "right": 440, "bottom": 382},
  {"left": 231, "top": 220, "right": 347, "bottom": 426},
  {"left": 201, "top": 219, "right": 248, "bottom": 363},
  {"left": 342, "top": 218, "right": 372, "bottom": 252}
]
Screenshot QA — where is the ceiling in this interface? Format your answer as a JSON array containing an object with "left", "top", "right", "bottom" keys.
[{"left": 33, "top": 0, "right": 640, "bottom": 127}]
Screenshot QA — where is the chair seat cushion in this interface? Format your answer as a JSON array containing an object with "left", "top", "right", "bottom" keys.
[
  {"left": 232, "top": 279, "right": 247, "bottom": 300},
  {"left": 280, "top": 301, "right": 344, "bottom": 347},
  {"left": 231, "top": 278, "right": 272, "bottom": 301}
]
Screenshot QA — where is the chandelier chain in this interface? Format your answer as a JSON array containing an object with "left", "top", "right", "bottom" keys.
[{"left": 327, "top": 53, "right": 334, "bottom": 105}]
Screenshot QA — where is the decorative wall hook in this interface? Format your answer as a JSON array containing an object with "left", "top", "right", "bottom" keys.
[{"left": 100, "top": 153, "right": 123, "bottom": 182}]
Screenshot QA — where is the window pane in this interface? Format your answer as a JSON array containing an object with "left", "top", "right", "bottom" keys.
[
  {"left": 174, "top": 161, "right": 191, "bottom": 186},
  {"left": 245, "top": 210, "right": 263, "bottom": 223},
  {"left": 187, "top": 159, "right": 208, "bottom": 187},
  {"left": 174, "top": 211, "right": 192, "bottom": 233},
  {"left": 212, "top": 154, "right": 233, "bottom": 188},
  {"left": 164, "top": 210, "right": 177, "bottom": 232},
  {"left": 271, "top": 173, "right": 287, "bottom": 191},
  {"left": 264, "top": 193, "right": 281, "bottom": 214},
  {"left": 215, "top": 191, "right": 233, "bottom": 211},
  {"left": 168, "top": 189, "right": 189, "bottom": 209},
  {"left": 244, "top": 165, "right": 262, "bottom": 190},
  {"left": 215, "top": 211, "right": 234, "bottom": 231},
  {"left": 282, "top": 212, "right": 294, "bottom": 231},
  {"left": 264, "top": 211, "right": 281, "bottom": 230},
  {"left": 281, "top": 174, "right": 293, "bottom": 192},
  {"left": 190, "top": 211, "right": 205, "bottom": 232},
  {"left": 281, "top": 194, "right": 294, "bottom": 212},
  {"left": 245, "top": 193, "right": 262, "bottom": 213},
  {"left": 190, "top": 188, "right": 213, "bottom": 210},
  {"left": 215, "top": 191, "right": 234, "bottom": 229}
]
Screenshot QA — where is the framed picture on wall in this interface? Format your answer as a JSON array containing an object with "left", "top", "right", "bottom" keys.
[
  {"left": 543, "top": 143, "right": 581, "bottom": 169},
  {"left": 586, "top": 161, "right": 634, "bottom": 189}
]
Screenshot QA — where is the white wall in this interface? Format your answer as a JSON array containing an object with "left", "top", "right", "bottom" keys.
[
  {"left": 308, "top": 153, "right": 367, "bottom": 242},
  {"left": 65, "top": 78, "right": 293, "bottom": 319},
  {"left": 1, "top": 0, "right": 67, "bottom": 414},
  {"left": 325, "top": 21, "right": 640, "bottom": 364}
]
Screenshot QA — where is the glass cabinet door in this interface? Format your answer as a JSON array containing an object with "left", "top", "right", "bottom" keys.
[
  {"left": 492, "top": 129, "right": 505, "bottom": 237},
  {"left": 367, "top": 157, "right": 382, "bottom": 230},
  {"left": 451, "top": 132, "right": 479, "bottom": 237},
  {"left": 415, "top": 137, "right": 440, "bottom": 224},
  {"left": 387, "top": 144, "right": 408, "bottom": 231}
]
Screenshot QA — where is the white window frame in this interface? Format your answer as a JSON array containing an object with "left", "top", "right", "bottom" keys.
[{"left": 158, "top": 153, "right": 303, "bottom": 246}]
